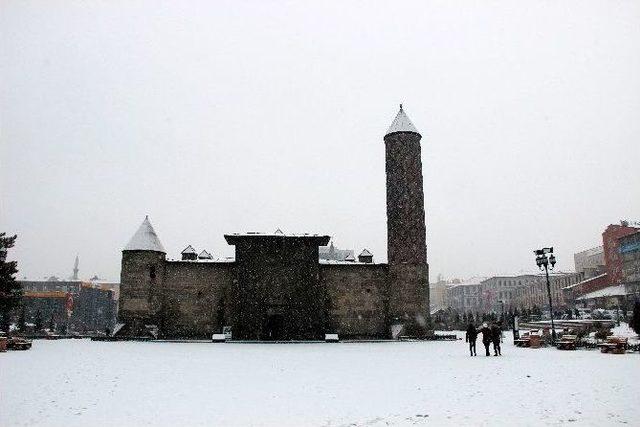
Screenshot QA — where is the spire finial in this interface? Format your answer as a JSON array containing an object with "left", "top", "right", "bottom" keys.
[{"left": 400, "top": 103, "right": 403, "bottom": 111}]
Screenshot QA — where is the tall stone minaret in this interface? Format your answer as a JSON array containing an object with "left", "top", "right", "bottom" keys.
[
  {"left": 72, "top": 255, "right": 79, "bottom": 280},
  {"left": 385, "top": 105, "right": 429, "bottom": 336}
]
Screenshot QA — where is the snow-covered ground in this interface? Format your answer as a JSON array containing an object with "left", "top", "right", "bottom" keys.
[{"left": 2, "top": 333, "right": 639, "bottom": 426}]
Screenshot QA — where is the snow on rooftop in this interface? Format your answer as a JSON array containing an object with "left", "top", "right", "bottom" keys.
[
  {"left": 227, "top": 232, "right": 327, "bottom": 238},
  {"left": 385, "top": 104, "right": 420, "bottom": 136},
  {"left": 359, "top": 249, "right": 373, "bottom": 256},
  {"left": 319, "top": 259, "right": 379, "bottom": 265},
  {"left": 563, "top": 273, "right": 607, "bottom": 290},
  {"left": 181, "top": 245, "right": 197, "bottom": 254},
  {"left": 167, "top": 257, "right": 235, "bottom": 263},
  {"left": 576, "top": 284, "right": 628, "bottom": 300},
  {"left": 124, "top": 216, "right": 166, "bottom": 253},
  {"left": 198, "top": 250, "right": 213, "bottom": 259}
]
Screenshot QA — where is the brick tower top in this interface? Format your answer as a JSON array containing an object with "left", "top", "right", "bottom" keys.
[{"left": 384, "top": 105, "right": 427, "bottom": 265}]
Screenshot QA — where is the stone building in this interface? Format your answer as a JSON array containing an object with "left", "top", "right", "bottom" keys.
[
  {"left": 443, "top": 273, "right": 581, "bottom": 314},
  {"left": 444, "top": 278, "right": 485, "bottom": 314},
  {"left": 117, "top": 106, "right": 430, "bottom": 340}
]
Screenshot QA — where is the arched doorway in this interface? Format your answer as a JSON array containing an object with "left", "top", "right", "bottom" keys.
[{"left": 263, "top": 314, "right": 285, "bottom": 340}]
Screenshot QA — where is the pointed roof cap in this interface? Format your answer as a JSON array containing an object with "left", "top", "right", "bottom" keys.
[
  {"left": 344, "top": 253, "right": 356, "bottom": 262},
  {"left": 124, "top": 216, "right": 166, "bottom": 253},
  {"left": 385, "top": 104, "right": 420, "bottom": 137},
  {"left": 198, "top": 250, "right": 213, "bottom": 259},
  {"left": 359, "top": 249, "right": 373, "bottom": 257},
  {"left": 181, "top": 245, "right": 197, "bottom": 254}
]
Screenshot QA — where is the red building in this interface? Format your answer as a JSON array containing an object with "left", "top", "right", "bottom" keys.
[{"left": 602, "top": 223, "right": 640, "bottom": 284}]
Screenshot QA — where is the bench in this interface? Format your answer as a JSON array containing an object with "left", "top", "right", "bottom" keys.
[
  {"left": 514, "top": 338, "right": 530, "bottom": 347},
  {"left": 556, "top": 334, "right": 578, "bottom": 350},
  {"left": 598, "top": 337, "right": 628, "bottom": 354},
  {"left": 6, "top": 337, "right": 32, "bottom": 350}
]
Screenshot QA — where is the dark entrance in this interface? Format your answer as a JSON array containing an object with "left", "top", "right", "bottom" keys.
[{"left": 263, "top": 314, "right": 285, "bottom": 340}]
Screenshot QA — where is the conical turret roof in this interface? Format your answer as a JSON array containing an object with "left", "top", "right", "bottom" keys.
[
  {"left": 385, "top": 104, "right": 420, "bottom": 136},
  {"left": 124, "top": 216, "right": 166, "bottom": 253}
]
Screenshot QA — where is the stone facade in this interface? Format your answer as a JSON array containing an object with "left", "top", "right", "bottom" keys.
[
  {"left": 117, "top": 107, "right": 430, "bottom": 340},
  {"left": 119, "top": 243, "right": 394, "bottom": 340}
]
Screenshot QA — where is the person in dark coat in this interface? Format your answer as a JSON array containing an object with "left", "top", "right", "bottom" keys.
[
  {"left": 479, "top": 323, "right": 492, "bottom": 356},
  {"left": 491, "top": 323, "right": 502, "bottom": 356},
  {"left": 465, "top": 323, "right": 478, "bottom": 356}
]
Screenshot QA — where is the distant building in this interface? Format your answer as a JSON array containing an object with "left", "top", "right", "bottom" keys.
[
  {"left": 17, "top": 279, "right": 118, "bottom": 333},
  {"left": 603, "top": 223, "right": 640, "bottom": 285},
  {"left": 574, "top": 246, "right": 605, "bottom": 279},
  {"left": 619, "top": 230, "right": 640, "bottom": 297},
  {"left": 444, "top": 277, "right": 485, "bottom": 314},
  {"left": 319, "top": 242, "right": 354, "bottom": 262},
  {"left": 443, "top": 273, "right": 581, "bottom": 314},
  {"left": 429, "top": 279, "right": 452, "bottom": 311},
  {"left": 564, "top": 222, "right": 640, "bottom": 305},
  {"left": 510, "top": 272, "right": 580, "bottom": 311}
]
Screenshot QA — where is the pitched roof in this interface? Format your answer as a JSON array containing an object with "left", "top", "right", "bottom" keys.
[
  {"left": 576, "top": 284, "right": 628, "bottom": 300},
  {"left": 124, "top": 216, "right": 166, "bottom": 253},
  {"left": 181, "top": 245, "right": 197, "bottom": 254},
  {"left": 359, "top": 249, "right": 373, "bottom": 257},
  {"left": 198, "top": 250, "right": 213, "bottom": 259},
  {"left": 386, "top": 104, "right": 420, "bottom": 136}
]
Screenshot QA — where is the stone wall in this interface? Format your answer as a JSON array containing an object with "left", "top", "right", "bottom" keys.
[
  {"left": 321, "top": 264, "right": 389, "bottom": 338},
  {"left": 161, "top": 261, "right": 234, "bottom": 338},
  {"left": 228, "top": 236, "right": 328, "bottom": 340}
]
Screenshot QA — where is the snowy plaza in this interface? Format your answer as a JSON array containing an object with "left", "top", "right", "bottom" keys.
[{"left": 2, "top": 333, "right": 639, "bottom": 427}]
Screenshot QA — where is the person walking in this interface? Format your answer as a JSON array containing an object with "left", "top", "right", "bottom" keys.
[
  {"left": 479, "top": 322, "right": 492, "bottom": 356},
  {"left": 491, "top": 323, "right": 502, "bottom": 356},
  {"left": 465, "top": 323, "right": 478, "bottom": 356}
]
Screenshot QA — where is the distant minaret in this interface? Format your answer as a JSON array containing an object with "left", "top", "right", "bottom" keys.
[
  {"left": 72, "top": 255, "right": 79, "bottom": 281},
  {"left": 384, "top": 104, "right": 429, "bottom": 336}
]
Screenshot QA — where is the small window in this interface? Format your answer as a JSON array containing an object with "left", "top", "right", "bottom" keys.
[{"left": 149, "top": 266, "right": 156, "bottom": 280}]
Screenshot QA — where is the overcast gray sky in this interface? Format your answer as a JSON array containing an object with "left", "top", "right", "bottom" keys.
[{"left": 1, "top": 1, "right": 639, "bottom": 282}]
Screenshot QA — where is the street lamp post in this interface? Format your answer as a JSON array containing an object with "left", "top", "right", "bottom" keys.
[
  {"left": 535, "top": 247, "right": 557, "bottom": 345},
  {"left": 498, "top": 299, "right": 505, "bottom": 324}
]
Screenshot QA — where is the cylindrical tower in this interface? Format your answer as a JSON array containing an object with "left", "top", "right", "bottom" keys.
[
  {"left": 118, "top": 216, "right": 166, "bottom": 337},
  {"left": 384, "top": 105, "right": 430, "bottom": 337}
]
